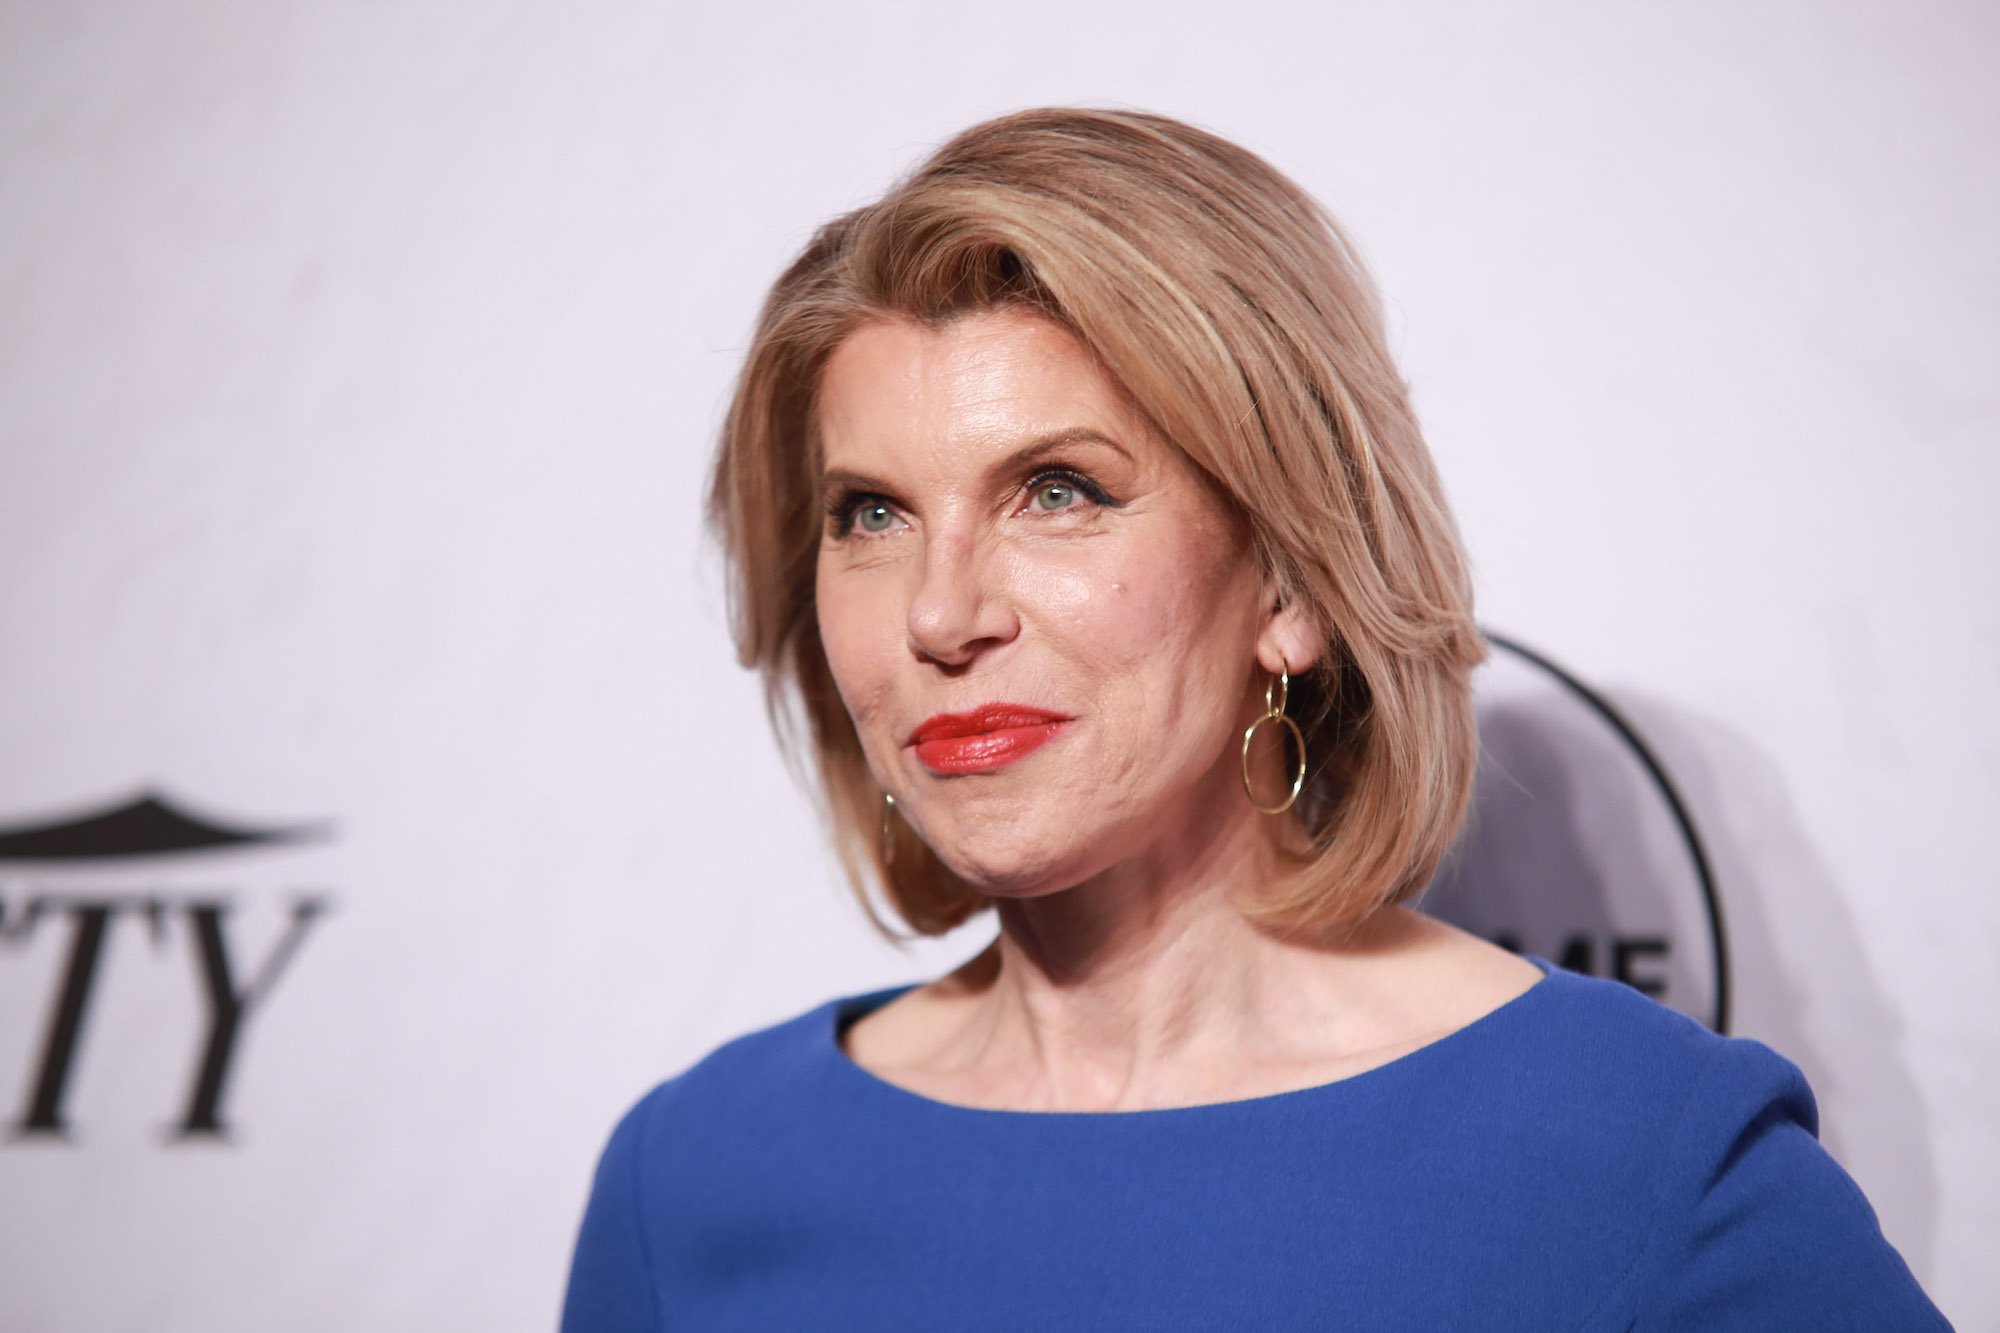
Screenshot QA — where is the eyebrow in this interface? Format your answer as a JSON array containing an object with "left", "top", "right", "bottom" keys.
[{"left": 818, "top": 426, "right": 1134, "bottom": 499}]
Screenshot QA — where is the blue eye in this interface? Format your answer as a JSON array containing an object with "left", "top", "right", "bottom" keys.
[
  {"left": 1032, "top": 481, "right": 1076, "bottom": 511},
  {"left": 1024, "top": 468, "right": 1113, "bottom": 514},
  {"left": 855, "top": 502, "right": 897, "bottom": 533}
]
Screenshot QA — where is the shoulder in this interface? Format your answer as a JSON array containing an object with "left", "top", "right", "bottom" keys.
[
  {"left": 1503, "top": 964, "right": 1846, "bottom": 1160},
  {"left": 606, "top": 990, "right": 865, "bottom": 1137},
  {"left": 1496, "top": 964, "right": 1850, "bottom": 1189},
  {"left": 1504, "top": 959, "right": 1741, "bottom": 1089},
  {"left": 1509, "top": 972, "right": 1947, "bottom": 1329},
  {"left": 1360, "top": 917, "right": 1743, "bottom": 1134},
  {"left": 561, "top": 994, "right": 874, "bottom": 1333},
  {"left": 1422, "top": 962, "right": 1795, "bottom": 1208}
]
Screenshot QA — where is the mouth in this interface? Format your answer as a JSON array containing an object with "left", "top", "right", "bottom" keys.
[{"left": 906, "top": 703, "right": 1073, "bottom": 775}]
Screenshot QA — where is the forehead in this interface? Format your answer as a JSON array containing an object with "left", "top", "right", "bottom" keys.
[{"left": 815, "top": 309, "right": 1140, "bottom": 464}]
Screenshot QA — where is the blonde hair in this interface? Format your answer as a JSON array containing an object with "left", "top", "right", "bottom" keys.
[{"left": 707, "top": 107, "right": 1488, "bottom": 940}]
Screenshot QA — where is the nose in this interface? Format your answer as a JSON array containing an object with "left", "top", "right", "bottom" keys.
[{"left": 906, "top": 530, "right": 1018, "bottom": 668}]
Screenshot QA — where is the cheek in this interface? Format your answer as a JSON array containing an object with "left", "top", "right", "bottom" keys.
[
  {"left": 999, "top": 550, "right": 1166, "bottom": 702},
  {"left": 814, "top": 563, "right": 901, "bottom": 730},
  {"left": 1012, "top": 525, "right": 1257, "bottom": 724}
]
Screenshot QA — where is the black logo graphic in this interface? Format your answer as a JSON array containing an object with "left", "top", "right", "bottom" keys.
[
  {"left": 0, "top": 792, "right": 325, "bottom": 860},
  {"left": 1, "top": 790, "right": 334, "bottom": 1142},
  {"left": 1423, "top": 633, "right": 1731, "bottom": 1032}
]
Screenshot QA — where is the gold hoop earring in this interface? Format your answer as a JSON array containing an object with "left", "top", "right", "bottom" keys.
[
  {"left": 1241, "top": 657, "right": 1306, "bottom": 815},
  {"left": 882, "top": 792, "right": 896, "bottom": 865}
]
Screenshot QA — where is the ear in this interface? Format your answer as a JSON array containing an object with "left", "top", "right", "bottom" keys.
[{"left": 1254, "top": 582, "right": 1326, "bottom": 678}]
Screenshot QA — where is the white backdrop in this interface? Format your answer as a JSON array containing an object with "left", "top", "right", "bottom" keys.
[{"left": 1, "top": 2, "right": 1994, "bottom": 1328}]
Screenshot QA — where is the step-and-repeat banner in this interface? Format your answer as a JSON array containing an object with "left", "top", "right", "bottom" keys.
[{"left": 3, "top": 3, "right": 1992, "bottom": 1329}]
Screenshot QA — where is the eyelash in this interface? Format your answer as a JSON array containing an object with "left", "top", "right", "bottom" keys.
[{"left": 827, "top": 467, "right": 1117, "bottom": 538}]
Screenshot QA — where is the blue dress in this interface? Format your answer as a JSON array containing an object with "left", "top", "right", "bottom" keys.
[{"left": 560, "top": 957, "right": 1949, "bottom": 1330}]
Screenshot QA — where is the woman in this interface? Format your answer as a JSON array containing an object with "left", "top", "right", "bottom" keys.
[{"left": 562, "top": 109, "right": 1947, "bottom": 1330}]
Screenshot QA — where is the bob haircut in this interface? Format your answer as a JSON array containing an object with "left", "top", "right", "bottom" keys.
[{"left": 708, "top": 107, "right": 1488, "bottom": 940}]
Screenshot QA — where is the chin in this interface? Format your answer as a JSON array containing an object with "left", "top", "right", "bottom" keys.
[
  {"left": 935, "top": 851, "right": 1072, "bottom": 899},
  {"left": 959, "top": 873, "right": 1084, "bottom": 904},
  {"left": 926, "top": 822, "right": 1117, "bottom": 900}
]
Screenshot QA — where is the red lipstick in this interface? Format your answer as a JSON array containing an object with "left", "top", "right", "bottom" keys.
[{"left": 907, "top": 703, "right": 1072, "bottom": 774}]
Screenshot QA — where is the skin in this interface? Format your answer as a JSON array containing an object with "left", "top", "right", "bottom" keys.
[{"left": 815, "top": 307, "right": 1541, "bottom": 1113}]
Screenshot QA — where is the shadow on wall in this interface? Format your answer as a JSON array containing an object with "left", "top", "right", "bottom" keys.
[
  {"left": 1612, "top": 689, "right": 1939, "bottom": 1285},
  {"left": 1422, "top": 643, "right": 1726, "bottom": 1029},
  {"left": 1420, "top": 642, "right": 1937, "bottom": 1283}
]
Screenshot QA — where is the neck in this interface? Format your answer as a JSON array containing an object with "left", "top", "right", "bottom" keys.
[{"left": 945, "top": 765, "right": 1397, "bottom": 1108}]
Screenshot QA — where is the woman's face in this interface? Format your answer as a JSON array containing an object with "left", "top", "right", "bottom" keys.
[{"left": 813, "top": 307, "right": 1297, "bottom": 897}]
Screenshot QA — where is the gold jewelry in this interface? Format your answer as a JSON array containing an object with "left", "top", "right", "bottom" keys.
[
  {"left": 882, "top": 792, "right": 896, "bottom": 865},
  {"left": 1241, "top": 657, "right": 1306, "bottom": 814}
]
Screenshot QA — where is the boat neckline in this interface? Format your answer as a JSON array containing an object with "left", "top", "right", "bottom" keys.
[{"left": 819, "top": 953, "right": 1559, "bottom": 1120}]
